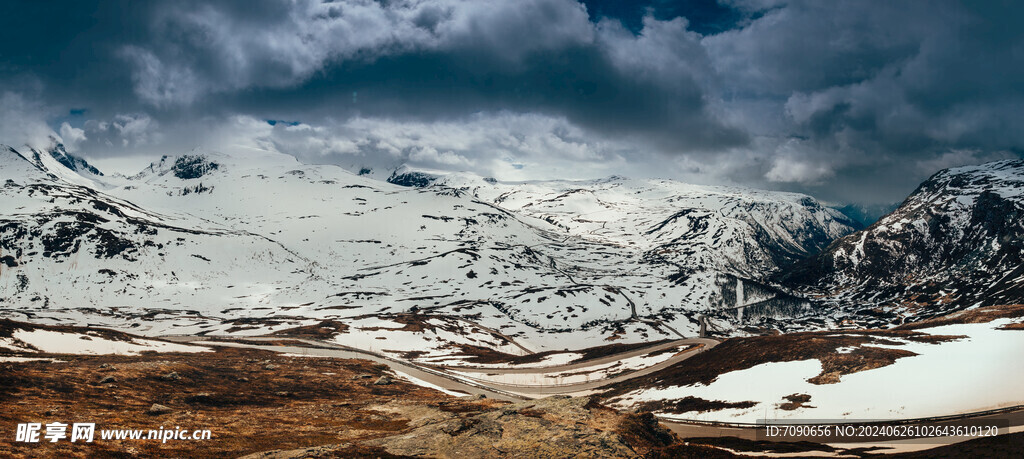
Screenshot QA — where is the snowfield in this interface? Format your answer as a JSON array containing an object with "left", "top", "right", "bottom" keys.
[
  {"left": 450, "top": 344, "right": 693, "bottom": 387},
  {"left": 0, "top": 143, "right": 858, "bottom": 356},
  {"left": 0, "top": 356, "right": 63, "bottom": 362},
  {"left": 329, "top": 316, "right": 529, "bottom": 359},
  {"left": 1, "top": 329, "right": 208, "bottom": 355},
  {"left": 612, "top": 319, "right": 1024, "bottom": 423}
]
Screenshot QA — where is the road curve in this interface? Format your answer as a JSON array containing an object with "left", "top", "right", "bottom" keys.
[
  {"left": 162, "top": 335, "right": 717, "bottom": 398},
  {"left": 449, "top": 340, "right": 716, "bottom": 395},
  {"left": 448, "top": 338, "right": 716, "bottom": 373}
]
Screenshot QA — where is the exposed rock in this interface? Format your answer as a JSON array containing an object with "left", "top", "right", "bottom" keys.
[
  {"left": 172, "top": 155, "right": 220, "bottom": 180},
  {"left": 147, "top": 403, "right": 174, "bottom": 415},
  {"left": 47, "top": 142, "right": 103, "bottom": 176},
  {"left": 779, "top": 393, "right": 814, "bottom": 411},
  {"left": 387, "top": 170, "right": 437, "bottom": 188},
  {"left": 373, "top": 376, "right": 392, "bottom": 386},
  {"left": 98, "top": 375, "right": 116, "bottom": 384},
  {"left": 161, "top": 371, "right": 181, "bottom": 381},
  {"left": 363, "top": 396, "right": 653, "bottom": 458}
]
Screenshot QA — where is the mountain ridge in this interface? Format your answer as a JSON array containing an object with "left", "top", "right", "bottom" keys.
[
  {"left": 781, "top": 158, "right": 1024, "bottom": 325},
  {"left": 0, "top": 143, "right": 864, "bottom": 357}
]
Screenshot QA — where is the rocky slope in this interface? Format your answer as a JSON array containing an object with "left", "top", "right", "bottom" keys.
[{"left": 781, "top": 159, "right": 1024, "bottom": 325}]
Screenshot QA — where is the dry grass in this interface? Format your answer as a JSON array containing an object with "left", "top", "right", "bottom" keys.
[
  {"left": 0, "top": 346, "right": 452, "bottom": 458},
  {"left": 0, "top": 331, "right": 690, "bottom": 458}
]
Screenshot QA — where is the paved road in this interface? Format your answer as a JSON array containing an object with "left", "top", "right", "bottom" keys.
[
  {"left": 163, "top": 335, "right": 717, "bottom": 397},
  {"left": 451, "top": 339, "right": 717, "bottom": 395},
  {"left": 450, "top": 338, "right": 713, "bottom": 373}
]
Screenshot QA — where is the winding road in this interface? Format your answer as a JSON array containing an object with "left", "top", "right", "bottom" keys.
[{"left": 163, "top": 335, "right": 717, "bottom": 399}]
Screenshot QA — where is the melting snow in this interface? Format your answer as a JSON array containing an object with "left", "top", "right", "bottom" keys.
[
  {"left": 11, "top": 329, "right": 209, "bottom": 355},
  {"left": 616, "top": 319, "right": 1024, "bottom": 423}
]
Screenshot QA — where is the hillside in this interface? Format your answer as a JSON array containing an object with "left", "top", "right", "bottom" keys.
[
  {"left": 1, "top": 143, "right": 859, "bottom": 356},
  {"left": 782, "top": 159, "right": 1024, "bottom": 325}
]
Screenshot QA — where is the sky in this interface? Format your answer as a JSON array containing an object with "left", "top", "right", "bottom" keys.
[{"left": 1, "top": 0, "right": 1022, "bottom": 206}]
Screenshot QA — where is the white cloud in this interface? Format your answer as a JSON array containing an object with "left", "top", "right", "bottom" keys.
[
  {"left": 81, "top": 113, "right": 161, "bottom": 149},
  {"left": 36, "top": 0, "right": 1022, "bottom": 205},
  {"left": 764, "top": 138, "right": 835, "bottom": 184},
  {"left": 407, "top": 146, "right": 473, "bottom": 167},
  {"left": 0, "top": 92, "right": 58, "bottom": 148},
  {"left": 118, "top": 46, "right": 204, "bottom": 107},
  {"left": 598, "top": 15, "right": 710, "bottom": 90},
  {"left": 59, "top": 122, "right": 87, "bottom": 150},
  {"left": 112, "top": 113, "right": 159, "bottom": 146},
  {"left": 170, "top": 112, "right": 641, "bottom": 181},
  {"left": 322, "top": 112, "right": 624, "bottom": 177}
]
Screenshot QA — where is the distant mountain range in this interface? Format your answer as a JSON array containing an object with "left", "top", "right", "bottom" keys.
[{"left": 1, "top": 141, "right": 1021, "bottom": 350}]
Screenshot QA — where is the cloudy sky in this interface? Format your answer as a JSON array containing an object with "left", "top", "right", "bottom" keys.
[{"left": 2, "top": 0, "right": 1022, "bottom": 206}]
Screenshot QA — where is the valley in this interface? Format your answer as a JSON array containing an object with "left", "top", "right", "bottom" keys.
[{"left": 2, "top": 143, "right": 1024, "bottom": 457}]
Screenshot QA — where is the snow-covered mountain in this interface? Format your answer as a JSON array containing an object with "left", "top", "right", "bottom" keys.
[
  {"left": 782, "top": 159, "right": 1024, "bottom": 325},
  {"left": 1, "top": 143, "right": 858, "bottom": 357},
  {"left": 429, "top": 172, "right": 856, "bottom": 277}
]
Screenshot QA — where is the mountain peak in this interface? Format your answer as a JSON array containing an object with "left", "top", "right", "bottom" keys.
[
  {"left": 44, "top": 137, "right": 104, "bottom": 177},
  {"left": 130, "top": 148, "right": 304, "bottom": 181},
  {"left": 0, "top": 141, "right": 105, "bottom": 187}
]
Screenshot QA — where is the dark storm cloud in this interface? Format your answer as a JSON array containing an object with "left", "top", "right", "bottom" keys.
[
  {"left": 703, "top": 0, "right": 1024, "bottom": 203},
  {"left": 1, "top": 0, "right": 1022, "bottom": 205},
  {"left": 107, "top": 0, "right": 745, "bottom": 152},
  {"left": 0, "top": 2, "right": 148, "bottom": 110}
]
